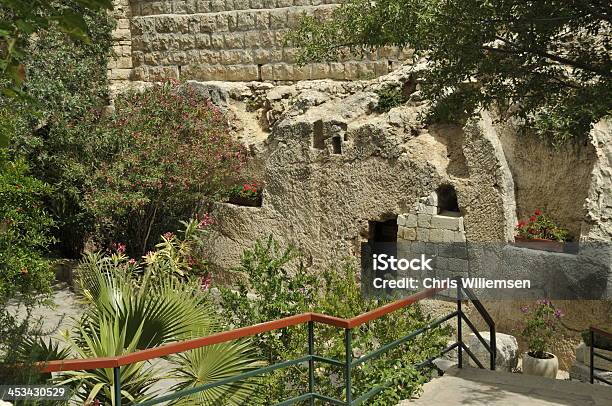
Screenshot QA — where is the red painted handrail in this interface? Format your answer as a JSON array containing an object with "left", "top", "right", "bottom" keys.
[{"left": 40, "top": 287, "right": 441, "bottom": 373}]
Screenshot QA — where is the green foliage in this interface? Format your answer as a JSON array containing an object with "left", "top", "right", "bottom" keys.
[
  {"left": 0, "top": 0, "right": 112, "bottom": 99},
  {"left": 0, "top": 155, "right": 55, "bottom": 384},
  {"left": 288, "top": 0, "right": 612, "bottom": 143},
  {"left": 219, "top": 237, "right": 450, "bottom": 405},
  {"left": 47, "top": 225, "right": 261, "bottom": 405},
  {"left": 375, "top": 84, "right": 407, "bottom": 113},
  {"left": 516, "top": 210, "right": 570, "bottom": 242},
  {"left": 520, "top": 300, "right": 565, "bottom": 358},
  {"left": 5, "top": 1, "right": 114, "bottom": 256},
  {"left": 0, "top": 153, "right": 55, "bottom": 303},
  {"left": 61, "top": 82, "right": 247, "bottom": 256}
]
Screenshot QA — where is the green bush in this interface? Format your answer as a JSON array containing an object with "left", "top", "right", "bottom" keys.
[
  {"left": 0, "top": 152, "right": 56, "bottom": 383},
  {"left": 6, "top": 2, "right": 114, "bottom": 256},
  {"left": 375, "top": 84, "right": 408, "bottom": 113},
  {"left": 79, "top": 82, "right": 247, "bottom": 256},
  {"left": 0, "top": 154, "right": 55, "bottom": 303},
  {"left": 219, "top": 238, "right": 450, "bottom": 405}
]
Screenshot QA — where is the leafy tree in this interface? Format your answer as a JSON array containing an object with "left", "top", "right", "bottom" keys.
[
  {"left": 288, "top": 0, "right": 612, "bottom": 144},
  {"left": 0, "top": 0, "right": 112, "bottom": 96}
]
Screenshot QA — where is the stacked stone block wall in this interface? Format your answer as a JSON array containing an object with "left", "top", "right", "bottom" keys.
[
  {"left": 109, "top": 0, "right": 134, "bottom": 94},
  {"left": 108, "top": 0, "right": 407, "bottom": 84},
  {"left": 397, "top": 192, "right": 469, "bottom": 276}
]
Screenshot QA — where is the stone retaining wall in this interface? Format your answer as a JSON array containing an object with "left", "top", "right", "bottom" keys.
[{"left": 108, "top": 0, "right": 407, "bottom": 88}]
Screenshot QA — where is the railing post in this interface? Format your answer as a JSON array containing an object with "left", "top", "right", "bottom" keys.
[
  {"left": 308, "top": 321, "right": 315, "bottom": 405},
  {"left": 457, "top": 287, "right": 463, "bottom": 369},
  {"left": 113, "top": 366, "right": 122, "bottom": 406},
  {"left": 345, "top": 328, "right": 352, "bottom": 406},
  {"left": 490, "top": 323, "right": 496, "bottom": 371},
  {"left": 590, "top": 329, "right": 595, "bottom": 384}
]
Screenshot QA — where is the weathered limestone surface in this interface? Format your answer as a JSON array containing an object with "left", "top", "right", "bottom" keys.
[{"left": 176, "top": 64, "right": 612, "bottom": 370}]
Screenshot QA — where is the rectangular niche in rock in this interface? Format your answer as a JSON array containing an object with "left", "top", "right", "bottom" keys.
[
  {"left": 312, "top": 119, "right": 325, "bottom": 150},
  {"left": 332, "top": 135, "right": 342, "bottom": 154},
  {"left": 227, "top": 183, "right": 263, "bottom": 207}
]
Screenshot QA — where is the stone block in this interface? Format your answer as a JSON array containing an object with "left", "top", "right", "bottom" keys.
[
  {"left": 454, "top": 231, "right": 466, "bottom": 243},
  {"left": 254, "top": 11, "right": 270, "bottom": 30},
  {"left": 416, "top": 228, "right": 429, "bottom": 242},
  {"left": 195, "top": 34, "right": 212, "bottom": 48},
  {"left": 224, "top": 32, "right": 244, "bottom": 49},
  {"left": 269, "top": 9, "right": 288, "bottom": 29},
  {"left": 448, "top": 258, "right": 468, "bottom": 273},
  {"left": 310, "top": 62, "right": 330, "bottom": 79},
  {"left": 443, "top": 229, "right": 455, "bottom": 243},
  {"left": 397, "top": 215, "right": 407, "bottom": 226},
  {"left": 109, "top": 68, "right": 132, "bottom": 80},
  {"left": 431, "top": 215, "right": 462, "bottom": 231},
  {"left": 429, "top": 229, "right": 444, "bottom": 243},
  {"left": 233, "top": 0, "right": 250, "bottom": 9},
  {"left": 292, "top": 65, "right": 312, "bottom": 80},
  {"left": 329, "top": 62, "right": 346, "bottom": 80},
  {"left": 215, "top": 14, "right": 231, "bottom": 31},
  {"left": 402, "top": 228, "right": 416, "bottom": 241},
  {"left": 210, "top": 0, "right": 225, "bottom": 12},
  {"left": 404, "top": 213, "right": 417, "bottom": 228},
  {"left": 277, "top": 0, "right": 293, "bottom": 7},
  {"left": 417, "top": 202, "right": 438, "bottom": 215},
  {"left": 197, "top": 0, "right": 212, "bottom": 13},
  {"left": 211, "top": 33, "right": 225, "bottom": 49},
  {"left": 466, "top": 332, "right": 518, "bottom": 372},
  {"left": 225, "top": 64, "right": 259, "bottom": 81},
  {"left": 417, "top": 213, "right": 431, "bottom": 228}
]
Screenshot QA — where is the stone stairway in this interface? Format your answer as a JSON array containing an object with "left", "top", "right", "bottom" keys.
[{"left": 400, "top": 367, "right": 612, "bottom": 406}]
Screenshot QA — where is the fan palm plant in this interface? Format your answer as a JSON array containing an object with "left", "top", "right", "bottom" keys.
[{"left": 42, "top": 221, "right": 263, "bottom": 405}]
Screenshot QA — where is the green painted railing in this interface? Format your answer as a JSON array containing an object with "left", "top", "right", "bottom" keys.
[{"left": 42, "top": 282, "right": 496, "bottom": 405}]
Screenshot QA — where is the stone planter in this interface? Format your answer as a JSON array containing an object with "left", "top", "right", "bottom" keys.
[
  {"left": 227, "top": 195, "right": 262, "bottom": 207},
  {"left": 513, "top": 237, "right": 564, "bottom": 253},
  {"left": 522, "top": 351, "right": 558, "bottom": 378}
]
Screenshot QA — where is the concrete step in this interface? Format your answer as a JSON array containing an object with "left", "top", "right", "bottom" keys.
[{"left": 400, "top": 367, "right": 612, "bottom": 406}]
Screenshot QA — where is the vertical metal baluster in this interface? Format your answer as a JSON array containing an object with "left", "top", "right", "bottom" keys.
[
  {"left": 308, "top": 321, "right": 315, "bottom": 405},
  {"left": 345, "top": 328, "right": 352, "bottom": 405},
  {"left": 490, "top": 323, "right": 496, "bottom": 371},
  {"left": 457, "top": 287, "right": 463, "bottom": 368},
  {"left": 113, "top": 366, "right": 121, "bottom": 406},
  {"left": 590, "top": 330, "right": 594, "bottom": 384}
]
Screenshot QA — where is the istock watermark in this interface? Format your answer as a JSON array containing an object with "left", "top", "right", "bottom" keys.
[{"left": 372, "top": 253, "right": 433, "bottom": 271}]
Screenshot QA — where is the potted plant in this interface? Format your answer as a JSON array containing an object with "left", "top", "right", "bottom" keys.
[
  {"left": 520, "top": 300, "right": 565, "bottom": 378},
  {"left": 228, "top": 182, "right": 262, "bottom": 207},
  {"left": 514, "top": 210, "right": 570, "bottom": 252}
]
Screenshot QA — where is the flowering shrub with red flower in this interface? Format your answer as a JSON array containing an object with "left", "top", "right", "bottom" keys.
[
  {"left": 515, "top": 210, "right": 569, "bottom": 242},
  {"left": 520, "top": 300, "right": 565, "bottom": 359},
  {"left": 73, "top": 81, "right": 248, "bottom": 255},
  {"left": 228, "top": 182, "right": 263, "bottom": 206}
]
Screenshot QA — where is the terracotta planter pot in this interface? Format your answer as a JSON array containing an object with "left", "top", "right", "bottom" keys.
[
  {"left": 513, "top": 236, "right": 564, "bottom": 253},
  {"left": 522, "top": 351, "right": 558, "bottom": 378}
]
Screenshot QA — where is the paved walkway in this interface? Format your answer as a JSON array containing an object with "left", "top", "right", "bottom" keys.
[{"left": 400, "top": 367, "right": 612, "bottom": 406}]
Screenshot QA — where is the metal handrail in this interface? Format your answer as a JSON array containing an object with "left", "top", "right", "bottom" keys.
[
  {"left": 589, "top": 326, "right": 612, "bottom": 385},
  {"left": 38, "top": 284, "right": 497, "bottom": 406}
]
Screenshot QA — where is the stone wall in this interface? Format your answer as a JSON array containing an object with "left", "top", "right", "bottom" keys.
[{"left": 108, "top": 0, "right": 407, "bottom": 86}]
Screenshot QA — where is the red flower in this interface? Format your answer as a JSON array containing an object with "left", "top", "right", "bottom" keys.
[
  {"left": 535, "top": 210, "right": 542, "bottom": 216},
  {"left": 529, "top": 216, "right": 536, "bottom": 222}
]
